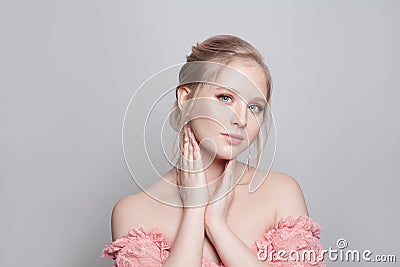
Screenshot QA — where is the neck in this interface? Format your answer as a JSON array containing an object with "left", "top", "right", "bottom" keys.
[
  {"left": 202, "top": 155, "right": 227, "bottom": 184},
  {"left": 200, "top": 150, "right": 252, "bottom": 186}
]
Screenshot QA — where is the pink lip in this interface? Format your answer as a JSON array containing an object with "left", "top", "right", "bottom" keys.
[{"left": 221, "top": 133, "right": 244, "bottom": 145}]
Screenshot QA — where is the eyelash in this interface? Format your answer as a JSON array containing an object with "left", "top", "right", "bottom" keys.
[
  {"left": 250, "top": 105, "right": 264, "bottom": 112},
  {"left": 217, "top": 94, "right": 264, "bottom": 112},
  {"left": 218, "top": 94, "right": 233, "bottom": 103}
]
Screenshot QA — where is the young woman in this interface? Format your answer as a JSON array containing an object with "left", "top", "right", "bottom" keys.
[{"left": 101, "top": 35, "right": 325, "bottom": 267}]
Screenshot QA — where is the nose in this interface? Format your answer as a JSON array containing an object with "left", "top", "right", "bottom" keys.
[{"left": 230, "top": 100, "right": 247, "bottom": 127}]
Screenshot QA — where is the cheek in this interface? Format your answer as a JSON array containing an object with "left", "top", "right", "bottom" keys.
[
  {"left": 246, "top": 123, "right": 261, "bottom": 143},
  {"left": 187, "top": 99, "right": 232, "bottom": 131},
  {"left": 190, "top": 118, "right": 221, "bottom": 139},
  {"left": 189, "top": 119, "right": 221, "bottom": 157}
]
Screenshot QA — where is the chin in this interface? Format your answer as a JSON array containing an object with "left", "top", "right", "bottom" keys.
[
  {"left": 214, "top": 147, "right": 244, "bottom": 160},
  {"left": 198, "top": 138, "right": 247, "bottom": 160}
]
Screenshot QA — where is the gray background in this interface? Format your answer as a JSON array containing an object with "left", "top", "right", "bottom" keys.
[{"left": 1, "top": 0, "right": 399, "bottom": 266}]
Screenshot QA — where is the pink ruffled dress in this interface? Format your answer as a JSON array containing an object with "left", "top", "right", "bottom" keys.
[{"left": 101, "top": 215, "right": 326, "bottom": 267}]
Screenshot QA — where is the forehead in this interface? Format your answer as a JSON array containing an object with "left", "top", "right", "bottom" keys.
[
  {"left": 198, "top": 60, "right": 268, "bottom": 103},
  {"left": 227, "top": 59, "right": 268, "bottom": 96}
]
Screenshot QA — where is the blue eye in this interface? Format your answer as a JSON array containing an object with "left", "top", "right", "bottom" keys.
[
  {"left": 218, "top": 94, "right": 232, "bottom": 103},
  {"left": 249, "top": 104, "right": 263, "bottom": 112}
]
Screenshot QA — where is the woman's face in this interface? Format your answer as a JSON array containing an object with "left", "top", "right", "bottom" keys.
[{"left": 184, "top": 59, "right": 269, "bottom": 160}]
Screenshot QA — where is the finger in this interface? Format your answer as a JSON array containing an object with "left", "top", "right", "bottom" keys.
[
  {"left": 179, "top": 125, "right": 184, "bottom": 154},
  {"left": 179, "top": 125, "right": 184, "bottom": 164},
  {"left": 190, "top": 127, "right": 201, "bottom": 161},
  {"left": 188, "top": 127, "right": 193, "bottom": 165},
  {"left": 193, "top": 138, "right": 202, "bottom": 174},
  {"left": 181, "top": 124, "right": 190, "bottom": 152},
  {"left": 189, "top": 127, "right": 205, "bottom": 186},
  {"left": 178, "top": 138, "right": 185, "bottom": 185},
  {"left": 182, "top": 125, "right": 189, "bottom": 174}
]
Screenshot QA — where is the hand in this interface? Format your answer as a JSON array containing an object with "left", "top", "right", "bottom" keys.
[
  {"left": 204, "top": 158, "right": 237, "bottom": 232},
  {"left": 177, "top": 124, "right": 209, "bottom": 207}
]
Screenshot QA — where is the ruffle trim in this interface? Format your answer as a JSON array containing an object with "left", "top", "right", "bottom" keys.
[
  {"left": 101, "top": 226, "right": 170, "bottom": 267},
  {"left": 251, "top": 215, "right": 326, "bottom": 266},
  {"left": 101, "top": 215, "right": 325, "bottom": 267}
]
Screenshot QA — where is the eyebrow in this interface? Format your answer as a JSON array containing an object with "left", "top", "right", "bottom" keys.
[{"left": 215, "top": 86, "right": 267, "bottom": 104}]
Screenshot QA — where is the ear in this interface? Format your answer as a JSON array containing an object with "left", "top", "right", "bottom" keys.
[{"left": 176, "top": 85, "right": 192, "bottom": 110}]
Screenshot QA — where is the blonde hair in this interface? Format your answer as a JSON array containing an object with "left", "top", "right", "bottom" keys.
[{"left": 169, "top": 35, "right": 273, "bottom": 167}]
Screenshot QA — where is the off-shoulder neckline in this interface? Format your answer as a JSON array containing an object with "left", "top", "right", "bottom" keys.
[
  {"left": 118, "top": 214, "right": 319, "bottom": 240},
  {"left": 105, "top": 215, "right": 321, "bottom": 266}
]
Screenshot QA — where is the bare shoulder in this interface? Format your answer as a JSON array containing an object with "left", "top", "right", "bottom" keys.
[
  {"left": 111, "top": 191, "right": 158, "bottom": 241},
  {"left": 256, "top": 170, "right": 309, "bottom": 222},
  {"left": 261, "top": 171, "right": 303, "bottom": 192}
]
